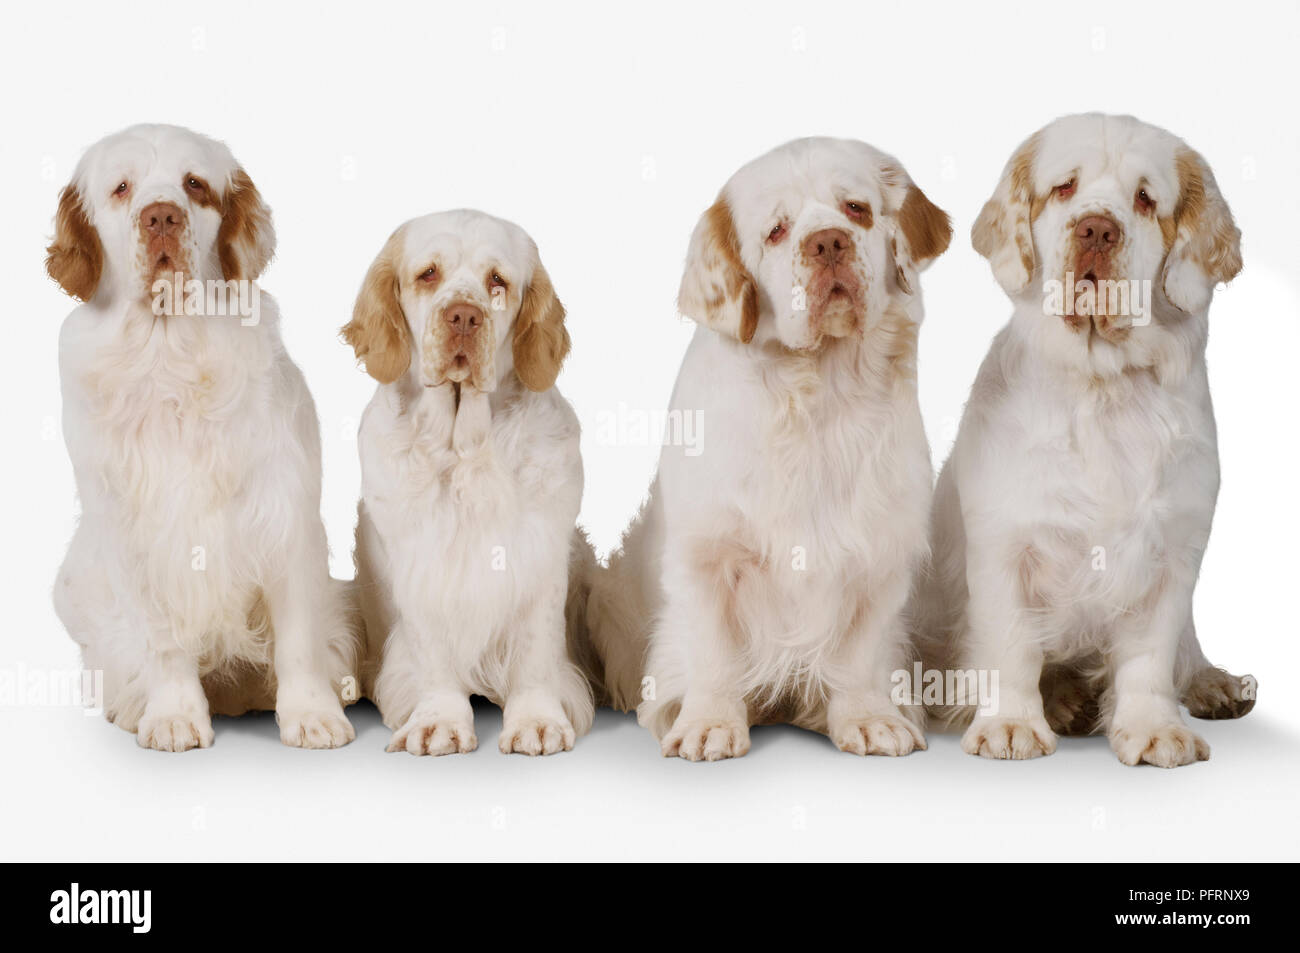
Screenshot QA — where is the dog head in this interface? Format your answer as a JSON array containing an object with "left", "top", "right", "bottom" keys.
[
  {"left": 343, "top": 210, "right": 568, "bottom": 393},
  {"left": 973, "top": 113, "right": 1241, "bottom": 356},
  {"left": 677, "top": 137, "right": 950, "bottom": 352},
  {"left": 46, "top": 124, "right": 274, "bottom": 305}
]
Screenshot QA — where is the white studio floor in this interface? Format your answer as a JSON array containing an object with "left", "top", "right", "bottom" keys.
[{"left": 3, "top": 697, "right": 1294, "bottom": 862}]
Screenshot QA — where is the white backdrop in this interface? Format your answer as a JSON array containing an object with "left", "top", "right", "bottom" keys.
[{"left": 2, "top": 0, "right": 1297, "bottom": 861}]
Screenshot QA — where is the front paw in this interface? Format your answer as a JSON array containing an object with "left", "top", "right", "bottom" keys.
[
  {"left": 1182, "top": 667, "right": 1256, "bottom": 721},
  {"left": 137, "top": 709, "right": 214, "bottom": 752},
  {"left": 499, "top": 715, "right": 575, "bottom": 756},
  {"left": 1042, "top": 670, "right": 1100, "bottom": 736},
  {"left": 1110, "top": 722, "right": 1209, "bottom": 768},
  {"left": 278, "top": 705, "right": 355, "bottom": 749},
  {"left": 387, "top": 714, "right": 477, "bottom": 756},
  {"left": 962, "top": 716, "right": 1057, "bottom": 760},
  {"left": 661, "top": 716, "right": 751, "bottom": 762},
  {"left": 831, "top": 713, "right": 926, "bottom": 756}
]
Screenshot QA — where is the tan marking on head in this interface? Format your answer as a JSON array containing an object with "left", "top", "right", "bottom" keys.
[
  {"left": 897, "top": 184, "right": 952, "bottom": 264},
  {"left": 1161, "top": 148, "right": 1242, "bottom": 312},
  {"left": 972, "top": 132, "right": 1041, "bottom": 293},
  {"left": 1158, "top": 214, "right": 1178, "bottom": 252},
  {"left": 513, "top": 262, "right": 570, "bottom": 391},
  {"left": 678, "top": 197, "right": 759, "bottom": 343},
  {"left": 1173, "top": 150, "right": 1242, "bottom": 283},
  {"left": 46, "top": 185, "right": 103, "bottom": 301},
  {"left": 216, "top": 168, "right": 275, "bottom": 281},
  {"left": 341, "top": 229, "right": 411, "bottom": 384}
]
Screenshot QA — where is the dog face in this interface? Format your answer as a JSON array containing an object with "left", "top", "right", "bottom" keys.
[
  {"left": 677, "top": 137, "right": 950, "bottom": 352},
  {"left": 973, "top": 113, "right": 1242, "bottom": 351},
  {"left": 343, "top": 210, "right": 568, "bottom": 392},
  {"left": 45, "top": 124, "right": 274, "bottom": 304}
]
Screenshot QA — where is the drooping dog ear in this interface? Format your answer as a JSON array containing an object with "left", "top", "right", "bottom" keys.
[
  {"left": 46, "top": 184, "right": 103, "bottom": 301},
  {"left": 217, "top": 168, "right": 275, "bottom": 281},
  {"left": 897, "top": 184, "right": 952, "bottom": 269},
  {"left": 341, "top": 230, "right": 411, "bottom": 384},
  {"left": 971, "top": 133, "right": 1041, "bottom": 296},
  {"left": 676, "top": 197, "right": 759, "bottom": 343},
  {"left": 513, "top": 261, "right": 570, "bottom": 392},
  {"left": 1161, "top": 148, "right": 1242, "bottom": 313},
  {"left": 883, "top": 171, "right": 952, "bottom": 294}
]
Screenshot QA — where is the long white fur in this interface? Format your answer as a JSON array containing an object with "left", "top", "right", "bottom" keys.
[
  {"left": 587, "top": 138, "right": 949, "bottom": 760},
  {"left": 351, "top": 211, "right": 593, "bottom": 756},
  {"left": 52, "top": 124, "right": 358, "bottom": 752},
  {"left": 914, "top": 114, "right": 1255, "bottom": 768}
]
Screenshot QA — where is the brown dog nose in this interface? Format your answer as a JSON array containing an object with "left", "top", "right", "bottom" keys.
[
  {"left": 444, "top": 302, "right": 484, "bottom": 333},
  {"left": 802, "top": 228, "right": 853, "bottom": 267},
  {"left": 1074, "top": 215, "right": 1121, "bottom": 250},
  {"left": 140, "top": 202, "right": 185, "bottom": 237}
]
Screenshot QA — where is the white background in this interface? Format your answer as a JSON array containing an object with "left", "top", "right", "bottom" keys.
[{"left": 2, "top": 0, "right": 1297, "bottom": 861}]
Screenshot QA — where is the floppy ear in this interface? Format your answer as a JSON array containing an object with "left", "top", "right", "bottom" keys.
[
  {"left": 217, "top": 168, "right": 275, "bottom": 281},
  {"left": 677, "top": 197, "right": 759, "bottom": 343},
  {"left": 45, "top": 184, "right": 103, "bottom": 301},
  {"left": 888, "top": 180, "right": 952, "bottom": 293},
  {"left": 971, "top": 134, "right": 1040, "bottom": 295},
  {"left": 898, "top": 184, "right": 952, "bottom": 267},
  {"left": 513, "top": 261, "right": 570, "bottom": 391},
  {"left": 341, "top": 231, "right": 411, "bottom": 384},
  {"left": 1161, "top": 149, "right": 1242, "bottom": 313}
]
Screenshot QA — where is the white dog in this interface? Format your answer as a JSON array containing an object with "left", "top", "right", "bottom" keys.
[
  {"left": 48, "top": 124, "right": 358, "bottom": 751},
  {"left": 343, "top": 210, "right": 593, "bottom": 756},
  {"left": 587, "top": 138, "right": 952, "bottom": 760},
  {"left": 915, "top": 114, "right": 1255, "bottom": 767}
]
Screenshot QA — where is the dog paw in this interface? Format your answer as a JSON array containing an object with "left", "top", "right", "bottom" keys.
[
  {"left": 278, "top": 706, "right": 355, "bottom": 749},
  {"left": 137, "top": 710, "right": 214, "bottom": 752},
  {"left": 1182, "top": 667, "right": 1256, "bottom": 721},
  {"left": 662, "top": 716, "right": 751, "bottom": 761},
  {"left": 387, "top": 714, "right": 476, "bottom": 756},
  {"left": 962, "top": 716, "right": 1057, "bottom": 760},
  {"left": 499, "top": 715, "right": 575, "bottom": 755},
  {"left": 1042, "top": 672, "right": 1100, "bottom": 736},
  {"left": 1110, "top": 722, "right": 1209, "bottom": 768},
  {"left": 831, "top": 714, "right": 926, "bottom": 756}
]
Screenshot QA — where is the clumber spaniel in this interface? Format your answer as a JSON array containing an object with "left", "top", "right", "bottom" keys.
[
  {"left": 343, "top": 210, "right": 593, "bottom": 755},
  {"left": 586, "top": 138, "right": 952, "bottom": 760},
  {"left": 915, "top": 113, "right": 1256, "bottom": 767},
  {"left": 48, "top": 124, "right": 358, "bottom": 751}
]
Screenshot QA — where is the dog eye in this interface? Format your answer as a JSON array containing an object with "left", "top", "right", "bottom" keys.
[
  {"left": 842, "top": 201, "right": 870, "bottom": 221},
  {"left": 1135, "top": 188, "right": 1156, "bottom": 213},
  {"left": 767, "top": 223, "right": 788, "bottom": 244},
  {"left": 418, "top": 266, "right": 437, "bottom": 283},
  {"left": 489, "top": 272, "right": 507, "bottom": 289},
  {"left": 113, "top": 181, "right": 129, "bottom": 197},
  {"left": 184, "top": 176, "right": 207, "bottom": 196},
  {"left": 1054, "top": 180, "right": 1076, "bottom": 198}
]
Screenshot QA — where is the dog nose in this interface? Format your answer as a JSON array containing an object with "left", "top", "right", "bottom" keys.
[
  {"left": 1074, "top": 215, "right": 1121, "bottom": 250},
  {"left": 802, "top": 228, "right": 853, "bottom": 267},
  {"left": 444, "top": 302, "right": 484, "bottom": 333},
  {"left": 140, "top": 202, "right": 185, "bottom": 238}
]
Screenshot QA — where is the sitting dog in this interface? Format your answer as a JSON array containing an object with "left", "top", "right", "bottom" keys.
[
  {"left": 587, "top": 138, "right": 952, "bottom": 760},
  {"left": 915, "top": 114, "right": 1256, "bottom": 767},
  {"left": 48, "top": 124, "right": 358, "bottom": 751},
  {"left": 343, "top": 210, "right": 593, "bottom": 755}
]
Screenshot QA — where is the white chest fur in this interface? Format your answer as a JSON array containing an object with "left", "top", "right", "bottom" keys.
[
  {"left": 59, "top": 306, "right": 286, "bottom": 649},
  {"left": 968, "top": 361, "right": 1219, "bottom": 638},
  {"left": 360, "top": 382, "right": 582, "bottom": 649}
]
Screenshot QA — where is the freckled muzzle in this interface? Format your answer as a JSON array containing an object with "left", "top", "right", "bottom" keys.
[
  {"left": 1072, "top": 214, "right": 1123, "bottom": 285},
  {"left": 421, "top": 298, "right": 496, "bottom": 390},
  {"left": 1061, "top": 212, "right": 1135, "bottom": 341},
  {"left": 137, "top": 201, "right": 190, "bottom": 278},
  {"left": 796, "top": 226, "right": 866, "bottom": 340}
]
